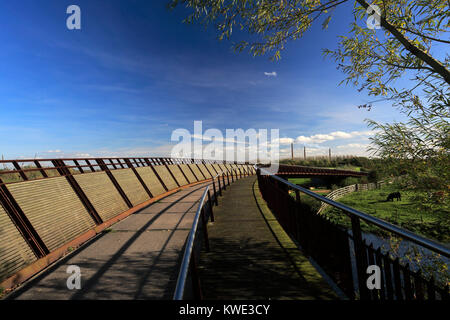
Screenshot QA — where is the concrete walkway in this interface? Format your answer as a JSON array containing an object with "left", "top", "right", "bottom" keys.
[
  {"left": 9, "top": 182, "right": 211, "bottom": 300},
  {"left": 198, "top": 176, "right": 338, "bottom": 300}
]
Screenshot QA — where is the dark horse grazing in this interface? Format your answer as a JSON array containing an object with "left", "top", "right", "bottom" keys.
[{"left": 386, "top": 192, "right": 401, "bottom": 201}]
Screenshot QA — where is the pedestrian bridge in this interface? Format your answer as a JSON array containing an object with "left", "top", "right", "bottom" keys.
[{"left": 0, "top": 158, "right": 448, "bottom": 300}]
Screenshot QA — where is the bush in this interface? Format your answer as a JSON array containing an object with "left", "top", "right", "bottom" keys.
[
  {"left": 368, "top": 169, "right": 379, "bottom": 182},
  {"left": 360, "top": 176, "right": 369, "bottom": 184},
  {"left": 339, "top": 177, "right": 359, "bottom": 187}
]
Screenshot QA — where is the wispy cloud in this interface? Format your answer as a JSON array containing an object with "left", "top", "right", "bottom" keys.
[
  {"left": 295, "top": 130, "right": 375, "bottom": 144},
  {"left": 264, "top": 71, "right": 277, "bottom": 77}
]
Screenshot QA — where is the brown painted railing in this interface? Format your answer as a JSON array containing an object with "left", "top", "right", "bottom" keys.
[
  {"left": 264, "top": 164, "right": 368, "bottom": 177},
  {"left": 257, "top": 167, "right": 449, "bottom": 300},
  {"left": 0, "top": 157, "right": 247, "bottom": 184},
  {"left": 0, "top": 157, "right": 253, "bottom": 291}
]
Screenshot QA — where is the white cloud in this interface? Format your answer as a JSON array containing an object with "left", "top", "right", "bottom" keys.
[
  {"left": 334, "top": 143, "right": 371, "bottom": 156},
  {"left": 273, "top": 137, "right": 294, "bottom": 145},
  {"left": 329, "top": 131, "right": 353, "bottom": 139},
  {"left": 336, "top": 143, "right": 369, "bottom": 149},
  {"left": 264, "top": 71, "right": 277, "bottom": 77},
  {"left": 295, "top": 130, "right": 375, "bottom": 144}
]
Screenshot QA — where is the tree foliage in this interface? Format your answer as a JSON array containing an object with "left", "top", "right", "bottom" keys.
[{"left": 168, "top": 0, "right": 450, "bottom": 199}]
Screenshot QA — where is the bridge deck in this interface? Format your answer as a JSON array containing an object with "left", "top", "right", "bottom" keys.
[
  {"left": 198, "top": 176, "right": 338, "bottom": 300},
  {"left": 9, "top": 182, "right": 211, "bottom": 300}
]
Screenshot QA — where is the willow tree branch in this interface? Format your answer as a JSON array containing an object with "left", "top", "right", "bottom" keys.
[{"left": 355, "top": 0, "right": 450, "bottom": 85}]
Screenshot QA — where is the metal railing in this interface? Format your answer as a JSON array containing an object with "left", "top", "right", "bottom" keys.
[
  {"left": 257, "top": 167, "right": 449, "bottom": 300},
  {"left": 0, "top": 158, "right": 251, "bottom": 260},
  {"left": 173, "top": 167, "right": 254, "bottom": 300},
  {"left": 0, "top": 157, "right": 249, "bottom": 185}
]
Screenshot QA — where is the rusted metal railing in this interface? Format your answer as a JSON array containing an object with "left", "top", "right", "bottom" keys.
[{"left": 257, "top": 166, "right": 450, "bottom": 300}]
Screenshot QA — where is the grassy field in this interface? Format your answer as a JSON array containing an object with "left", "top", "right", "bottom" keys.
[
  {"left": 324, "top": 165, "right": 361, "bottom": 172},
  {"left": 321, "top": 185, "right": 450, "bottom": 244},
  {"left": 288, "top": 178, "right": 312, "bottom": 186}
]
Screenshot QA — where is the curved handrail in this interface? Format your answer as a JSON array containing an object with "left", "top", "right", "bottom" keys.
[
  {"left": 173, "top": 169, "right": 234, "bottom": 300},
  {"left": 257, "top": 166, "right": 450, "bottom": 258},
  {"left": 173, "top": 185, "right": 210, "bottom": 300}
]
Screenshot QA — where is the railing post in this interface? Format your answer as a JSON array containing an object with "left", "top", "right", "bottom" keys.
[
  {"left": 295, "top": 190, "right": 301, "bottom": 203},
  {"left": 218, "top": 175, "right": 222, "bottom": 196},
  {"left": 350, "top": 215, "right": 369, "bottom": 300},
  {"left": 12, "top": 161, "right": 28, "bottom": 181},
  {"left": 190, "top": 251, "right": 203, "bottom": 300},
  {"left": 200, "top": 207, "right": 210, "bottom": 252},
  {"left": 207, "top": 190, "right": 215, "bottom": 222},
  {"left": 222, "top": 173, "right": 227, "bottom": 190},
  {"left": 52, "top": 159, "right": 103, "bottom": 225},
  {"left": 97, "top": 159, "right": 133, "bottom": 208},
  {"left": 0, "top": 177, "right": 49, "bottom": 258},
  {"left": 212, "top": 178, "right": 218, "bottom": 205},
  {"left": 34, "top": 160, "right": 48, "bottom": 178}
]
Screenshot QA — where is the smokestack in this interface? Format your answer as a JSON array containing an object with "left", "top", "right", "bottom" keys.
[
  {"left": 304, "top": 146, "right": 306, "bottom": 160},
  {"left": 291, "top": 143, "right": 294, "bottom": 159},
  {"left": 329, "top": 148, "right": 331, "bottom": 161}
]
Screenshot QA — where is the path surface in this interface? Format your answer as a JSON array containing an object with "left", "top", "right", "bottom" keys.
[
  {"left": 9, "top": 182, "right": 211, "bottom": 300},
  {"left": 198, "top": 176, "right": 338, "bottom": 300}
]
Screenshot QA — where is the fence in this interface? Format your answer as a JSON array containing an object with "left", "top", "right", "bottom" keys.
[
  {"left": 317, "top": 181, "right": 386, "bottom": 214},
  {"left": 0, "top": 157, "right": 255, "bottom": 291},
  {"left": 257, "top": 168, "right": 449, "bottom": 300}
]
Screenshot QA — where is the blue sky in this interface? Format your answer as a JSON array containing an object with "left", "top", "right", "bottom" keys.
[{"left": 0, "top": 1, "right": 410, "bottom": 160}]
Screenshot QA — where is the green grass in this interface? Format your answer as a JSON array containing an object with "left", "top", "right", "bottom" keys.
[
  {"left": 323, "top": 165, "right": 361, "bottom": 172},
  {"left": 288, "top": 178, "right": 312, "bottom": 186},
  {"left": 322, "top": 185, "right": 450, "bottom": 244}
]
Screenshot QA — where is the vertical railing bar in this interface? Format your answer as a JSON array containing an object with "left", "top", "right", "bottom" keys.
[
  {"left": 222, "top": 173, "right": 226, "bottom": 190},
  {"left": 53, "top": 159, "right": 103, "bottom": 225},
  {"left": 164, "top": 162, "right": 181, "bottom": 187},
  {"left": 186, "top": 163, "right": 199, "bottom": 182},
  {"left": 97, "top": 159, "right": 133, "bottom": 208},
  {"left": 177, "top": 163, "right": 191, "bottom": 184},
  {"left": 218, "top": 174, "right": 222, "bottom": 196},
  {"left": 108, "top": 158, "right": 118, "bottom": 170},
  {"left": 402, "top": 263, "right": 413, "bottom": 300},
  {"left": 0, "top": 177, "right": 49, "bottom": 257},
  {"left": 207, "top": 189, "right": 215, "bottom": 222},
  {"left": 200, "top": 206, "right": 210, "bottom": 252},
  {"left": 85, "top": 159, "right": 96, "bottom": 172},
  {"left": 124, "top": 158, "right": 154, "bottom": 198},
  {"left": 375, "top": 247, "right": 386, "bottom": 300},
  {"left": 148, "top": 160, "right": 168, "bottom": 192},
  {"left": 350, "top": 215, "right": 369, "bottom": 300},
  {"left": 201, "top": 160, "right": 214, "bottom": 180},
  {"left": 33, "top": 160, "right": 48, "bottom": 178},
  {"left": 12, "top": 161, "right": 28, "bottom": 181},
  {"left": 194, "top": 163, "right": 207, "bottom": 180},
  {"left": 392, "top": 257, "right": 403, "bottom": 300},
  {"left": 212, "top": 178, "right": 218, "bottom": 205},
  {"left": 190, "top": 251, "right": 203, "bottom": 300},
  {"left": 73, "top": 159, "right": 84, "bottom": 173}
]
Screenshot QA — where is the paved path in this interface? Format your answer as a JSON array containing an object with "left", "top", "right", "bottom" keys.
[
  {"left": 9, "top": 182, "right": 211, "bottom": 300},
  {"left": 198, "top": 176, "right": 338, "bottom": 300}
]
